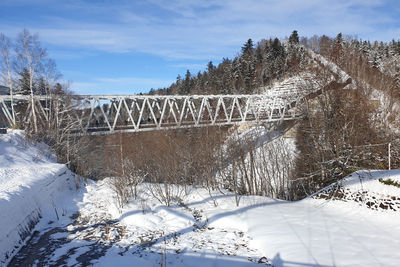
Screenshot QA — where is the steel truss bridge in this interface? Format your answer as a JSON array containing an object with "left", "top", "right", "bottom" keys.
[{"left": 0, "top": 93, "right": 303, "bottom": 135}]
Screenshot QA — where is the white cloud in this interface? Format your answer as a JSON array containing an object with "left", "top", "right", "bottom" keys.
[{"left": 1, "top": 0, "right": 399, "bottom": 61}]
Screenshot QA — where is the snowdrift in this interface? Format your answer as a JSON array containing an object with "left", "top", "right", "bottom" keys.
[{"left": 0, "top": 130, "right": 77, "bottom": 266}]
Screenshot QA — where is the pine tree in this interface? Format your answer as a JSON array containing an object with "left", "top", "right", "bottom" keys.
[
  {"left": 176, "top": 74, "right": 182, "bottom": 85},
  {"left": 271, "top": 38, "right": 285, "bottom": 78},
  {"left": 272, "top": 38, "right": 283, "bottom": 56},
  {"left": 241, "top": 39, "right": 254, "bottom": 54},
  {"left": 17, "top": 68, "right": 31, "bottom": 95},
  {"left": 332, "top": 33, "right": 344, "bottom": 61},
  {"left": 207, "top": 61, "right": 214, "bottom": 73},
  {"left": 289, "top": 30, "right": 299, "bottom": 44},
  {"left": 397, "top": 41, "right": 400, "bottom": 55},
  {"left": 36, "top": 77, "right": 47, "bottom": 95},
  {"left": 180, "top": 70, "right": 191, "bottom": 95},
  {"left": 335, "top": 32, "right": 343, "bottom": 44}
]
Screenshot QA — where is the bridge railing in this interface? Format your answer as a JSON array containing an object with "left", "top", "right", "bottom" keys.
[{"left": 0, "top": 94, "right": 302, "bottom": 135}]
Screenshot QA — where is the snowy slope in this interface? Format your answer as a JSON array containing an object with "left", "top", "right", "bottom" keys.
[
  {"left": 0, "top": 130, "right": 78, "bottom": 266},
  {"left": 261, "top": 49, "right": 352, "bottom": 99}
]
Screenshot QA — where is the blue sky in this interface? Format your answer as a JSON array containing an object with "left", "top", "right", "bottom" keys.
[{"left": 0, "top": 0, "right": 399, "bottom": 94}]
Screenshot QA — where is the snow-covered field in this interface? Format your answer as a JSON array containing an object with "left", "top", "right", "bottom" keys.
[{"left": 1, "top": 130, "right": 400, "bottom": 266}]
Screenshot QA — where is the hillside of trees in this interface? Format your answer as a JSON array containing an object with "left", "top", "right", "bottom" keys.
[
  {"left": 150, "top": 31, "right": 308, "bottom": 95},
  {"left": 151, "top": 31, "right": 400, "bottom": 97}
]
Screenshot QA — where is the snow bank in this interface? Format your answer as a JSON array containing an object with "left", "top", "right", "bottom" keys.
[
  {"left": 0, "top": 130, "right": 77, "bottom": 266},
  {"left": 342, "top": 170, "right": 400, "bottom": 196},
  {"left": 313, "top": 169, "right": 400, "bottom": 211}
]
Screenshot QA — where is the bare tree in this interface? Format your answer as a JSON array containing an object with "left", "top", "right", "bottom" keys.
[
  {"left": 0, "top": 33, "right": 16, "bottom": 125},
  {"left": 14, "top": 29, "right": 47, "bottom": 133},
  {"left": 41, "top": 59, "right": 62, "bottom": 129},
  {"left": 42, "top": 59, "right": 62, "bottom": 92}
]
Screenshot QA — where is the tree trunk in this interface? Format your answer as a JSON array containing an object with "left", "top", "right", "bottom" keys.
[
  {"left": 6, "top": 58, "right": 16, "bottom": 125},
  {"left": 29, "top": 67, "right": 38, "bottom": 133}
]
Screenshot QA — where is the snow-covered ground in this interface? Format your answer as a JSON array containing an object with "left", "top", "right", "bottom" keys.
[
  {"left": 0, "top": 130, "right": 81, "bottom": 266},
  {"left": 2, "top": 130, "right": 400, "bottom": 266},
  {"left": 84, "top": 174, "right": 400, "bottom": 267}
]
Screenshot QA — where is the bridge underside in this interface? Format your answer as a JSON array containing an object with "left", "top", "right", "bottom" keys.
[{"left": 0, "top": 94, "right": 302, "bottom": 135}]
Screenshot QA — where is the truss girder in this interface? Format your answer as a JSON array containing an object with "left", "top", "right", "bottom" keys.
[{"left": 0, "top": 94, "right": 302, "bottom": 135}]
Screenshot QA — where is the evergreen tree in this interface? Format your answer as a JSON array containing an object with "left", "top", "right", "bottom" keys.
[
  {"left": 270, "top": 38, "right": 285, "bottom": 78},
  {"left": 176, "top": 74, "right": 182, "bottom": 85},
  {"left": 36, "top": 77, "right": 47, "bottom": 95},
  {"left": 397, "top": 41, "right": 400, "bottom": 55},
  {"left": 17, "top": 68, "right": 31, "bottom": 95},
  {"left": 335, "top": 32, "right": 343, "bottom": 44},
  {"left": 181, "top": 70, "right": 192, "bottom": 95},
  {"left": 207, "top": 61, "right": 214, "bottom": 73},
  {"left": 332, "top": 33, "right": 344, "bottom": 61},
  {"left": 289, "top": 30, "right": 299, "bottom": 44},
  {"left": 184, "top": 69, "right": 191, "bottom": 81},
  {"left": 241, "top": 39, "right": 254, "bottom": 54},
  {"left": 272, "top": 38, "right": 284, "bottom": 57}
]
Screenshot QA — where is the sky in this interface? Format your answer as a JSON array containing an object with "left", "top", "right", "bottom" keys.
[{"left": 0, "top": 0, "right": 399, "bottom": 95}]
